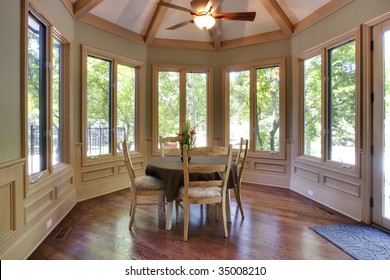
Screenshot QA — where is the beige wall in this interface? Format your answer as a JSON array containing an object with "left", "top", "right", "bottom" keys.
[{"left": 0, "top": 0, "right": 21, "bottom": 162}]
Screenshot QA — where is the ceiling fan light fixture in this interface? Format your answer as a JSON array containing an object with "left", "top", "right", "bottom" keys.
[{"left": 194, "top": 14, "right": 215, "bottom": 30}]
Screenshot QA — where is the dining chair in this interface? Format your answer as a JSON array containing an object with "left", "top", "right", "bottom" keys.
[
  {"left": 122, "top": 140, "right": 166, "bottom": 230},
  {"left": 234, "top": 137, "right": 249, "bottom": 218},
  {"left": 159, "top": 135, "right": 181, "bottom": 157},
  {"left": 177, "top": 144, "right": 233, "bottom": 241}
]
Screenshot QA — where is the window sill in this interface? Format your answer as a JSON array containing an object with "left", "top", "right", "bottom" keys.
[{"left": 295, "top": 156, "right": 360, "bottom": 178}]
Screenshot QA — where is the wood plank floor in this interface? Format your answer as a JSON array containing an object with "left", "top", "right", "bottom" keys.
[{"left": 28, "top": 184, "right": 356, "bottom": 260}]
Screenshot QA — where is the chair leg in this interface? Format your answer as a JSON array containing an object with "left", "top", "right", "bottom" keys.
[
  {"left": 175, "top": 201, "right": 180, "bottom": 224},
  {"left": 160, "top": 195, "right": 166, "bottom": 211},
  {"left": 129, "top": 196, "right": 136, "bottom": 230},
  {"left": 221, "top": 199, "right": 228, "bottom": 238},
  {"left": 234, "top": 183, "right": 245, "bottom": 218},
  {"left": 183, "top": 203, "right": 190, "bottom": 241}
]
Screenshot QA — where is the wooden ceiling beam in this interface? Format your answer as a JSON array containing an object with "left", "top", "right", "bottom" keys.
[
  {"left": 210, "top": 21, "right": 221, "bottom": 50},
  {"left": 144, "top": 0, "right": 173, "bottom": 45},
  {"left": 258, "top": 0, "right": 293, "bottom": 36},
  {"left": 73, "top": 0, "right": 104, "bottom": 18}
]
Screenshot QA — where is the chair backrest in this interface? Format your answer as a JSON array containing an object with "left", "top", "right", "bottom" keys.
[
  {"left": 122, "top": 140, "right": 137, "bottom": 189},
  {"left": 235, "top": 138, "right": 248, "bottom": 182},
  {"left": 159, "top": 135, "right": 181, "bottom": 157},
  {"left": 182, "top": 144, "right": 233, "bottom": 199}
]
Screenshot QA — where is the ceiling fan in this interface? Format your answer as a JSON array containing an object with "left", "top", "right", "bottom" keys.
[{"left": 158, "top": 0, "right": 256, "bottom": 35}]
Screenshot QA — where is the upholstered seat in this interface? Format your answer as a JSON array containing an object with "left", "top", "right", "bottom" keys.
[
  {"left": 179, "top": 186, "right": 221, "bottom": 198},
  {"left": 135, "top": 176, "right": 165, "bottom": 191}
]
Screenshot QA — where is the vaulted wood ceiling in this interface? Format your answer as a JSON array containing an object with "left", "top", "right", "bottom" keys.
[{"left": 63, "top": 0, "right": 354, "bottom": 50}]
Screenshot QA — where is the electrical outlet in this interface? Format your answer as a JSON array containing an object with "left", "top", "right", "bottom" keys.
[
  {"left": 46, "top": 218, "right": 52, "bottom": 229},
  {"left": 308, "top": 190, "right": 314, "bottom": 196}
]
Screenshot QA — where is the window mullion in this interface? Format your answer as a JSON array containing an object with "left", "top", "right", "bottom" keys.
[
  {"left": 180, "top": 69, "right": 187, "bottom": 129},
  {"left": 112, "top": 60, "right": 118, "bottom": 156},
  {"left": 321, "top": 48, "right": 328, "bottom": 163},
  {"left": 250, "top": 66, "right": 256, "bottom": 153},
  {"left": 47, "top": 25, "right": 54, "bottom": 173}
]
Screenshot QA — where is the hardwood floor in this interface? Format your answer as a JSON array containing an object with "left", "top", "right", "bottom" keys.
[{"left": 28, "top": 184, "right": 355, "bottom": 260}]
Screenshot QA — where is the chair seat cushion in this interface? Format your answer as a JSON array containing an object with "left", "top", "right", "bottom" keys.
[
  {"left": 135, "top": 176, "right": 165, "bottom": 190},
  {"left": 179, "top": 186, "right": 221, "bottom": 198}
]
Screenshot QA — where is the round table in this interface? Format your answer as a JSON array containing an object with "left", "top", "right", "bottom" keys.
[
  {"left": 145, "top": 155, "right": 237, "bottom": 230},
  {"left": 145, "top": 155, "right": 237, "bottom": 202}
]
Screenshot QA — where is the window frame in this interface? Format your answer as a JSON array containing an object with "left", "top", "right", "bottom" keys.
[
  {"left": 296, "top": 28, "right": 362, "bottom": 176},
  {"left": 81, "top": 45, "right": 143, "bottom": 165},
  {"left": 23, "top": 3, "right": 71, "bottom": 184},
  {"left": 222, "top": 58, "right": 286, "bottom": 159},
  {"left": 152, "top": 64, "right": 213, "bottom": 156}
]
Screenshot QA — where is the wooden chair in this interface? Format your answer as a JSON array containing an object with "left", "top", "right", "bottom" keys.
[
  {"left": 159, "top": 135, "right": 181, "bottom": 157},
  {"left": 122, "top": 141, "right": 166, "bottom": 230},
  {"left": 234, "top": 137, "right": 248, "bottom": 218},
  {"left": 177, "top": 144, "right": 233, "bottom": 241}
]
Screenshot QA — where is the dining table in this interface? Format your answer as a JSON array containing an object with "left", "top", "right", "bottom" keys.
[{"left": 145, "top": 155, "right": 237, "bottom": 230}]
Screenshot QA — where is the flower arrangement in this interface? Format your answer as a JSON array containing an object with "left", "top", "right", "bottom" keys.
[{"left": 178, "top": 120, "right": 196, "bottom": 150}]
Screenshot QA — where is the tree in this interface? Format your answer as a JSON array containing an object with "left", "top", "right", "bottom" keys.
[
  {"left": 256, "top": 66, "right": 280, "bottom": 151},
  {"left": 303, "top": 55, "right": 322, "bottom": 156}
]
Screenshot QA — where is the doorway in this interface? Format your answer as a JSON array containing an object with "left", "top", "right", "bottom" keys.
[{"left": 372, "top": 19, "right": 390, "bottom": 230}]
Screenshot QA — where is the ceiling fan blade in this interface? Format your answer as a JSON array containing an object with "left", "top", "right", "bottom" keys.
[
  {"left": 158, "top": 2, "right": 200, "bottom": 16},
  {"left": 166, "top": 20, "right": 194, "bottom": 30},
  {"left": 213, "top": 12, "right": 256, "bottom": 21},
  {"left": 190, "top": 0, "right": 209, "bottom": 12}
]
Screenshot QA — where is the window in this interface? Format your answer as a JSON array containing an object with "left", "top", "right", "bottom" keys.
[
  {"left": 255, "top": 66, "right": 281, "bottom": 153},
  {"left": 86, "top": 56, "right": 112, "bottom": 156},
  {"left": 229, "top": 70, "right": 250, "bottom": 148},
  {"left": 297, "top": 30, "right": 360, "bottom": 172},
  {"left": 52, "top": 37, "right": 62, "bottom": 165},
  {"left": 328, "top": 41, "right": 356, "bottom": 165},
  {"left": 82, "top": 46, "right": 141, "bottom": 161},
  {"left": 224, "top": 58, "right": 285, "bottom": 157},
  {"left": 303, "top": 54, "right": 322, "bottom": 158},
  {"left": 26, "top": 10, "right": 69, "bottom": 178},
  {"left": 153, "top": 65, "right": 212, "bottom": 154},
  {"left": 27, "top": 12, "right": 47, "bottom": 175}
]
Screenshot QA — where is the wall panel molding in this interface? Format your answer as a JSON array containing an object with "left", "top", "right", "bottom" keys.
[
  {"left": 82, "top": 166, "right": 115, "bottom": 182},
  {"left": 0, "top": 182, "right": 16, "bottom": 244},
  {"left": 323, "top": 174, "right": 360, "bottom": 197},
  {"left": 294, "top": 166, "right": 320, "bottom": 183},
  {"left": 253, "top": 160, "right": 286, "bottom": 173}
]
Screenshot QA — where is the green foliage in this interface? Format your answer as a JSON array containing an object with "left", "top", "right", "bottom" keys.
[
  {"left": 117, "top": 64, "right": 136, "bottom": 147},
  {"left": 27, "top": 29, "right": 41, "bottom": 127},
  {"left": 229, "top": 70, "right": 250, "bottom": 147},
  {"left": 255, "top": 66, "right": 280, "bottom": 151},
  {"left": 86, "top": 56, "right": 111, "bottom": 127},
  {"left": 304, "top": 55, "right": 322, "bottom": 156},
  {"left": 158, "top": 71, "right": 208, "bottom": 147},
  {"left": 158, "top": 71, "right": 180, "bottom": 137},
  {"left": 186, "top": 72, "right": 207, "bottom": 145},
  {"left": 329, "top": 41, "right": 356, "bottom": 149}
]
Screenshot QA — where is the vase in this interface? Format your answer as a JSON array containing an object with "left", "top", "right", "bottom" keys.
[{"left": 180, "top": 154, "right": 191, "bottom": 163}]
